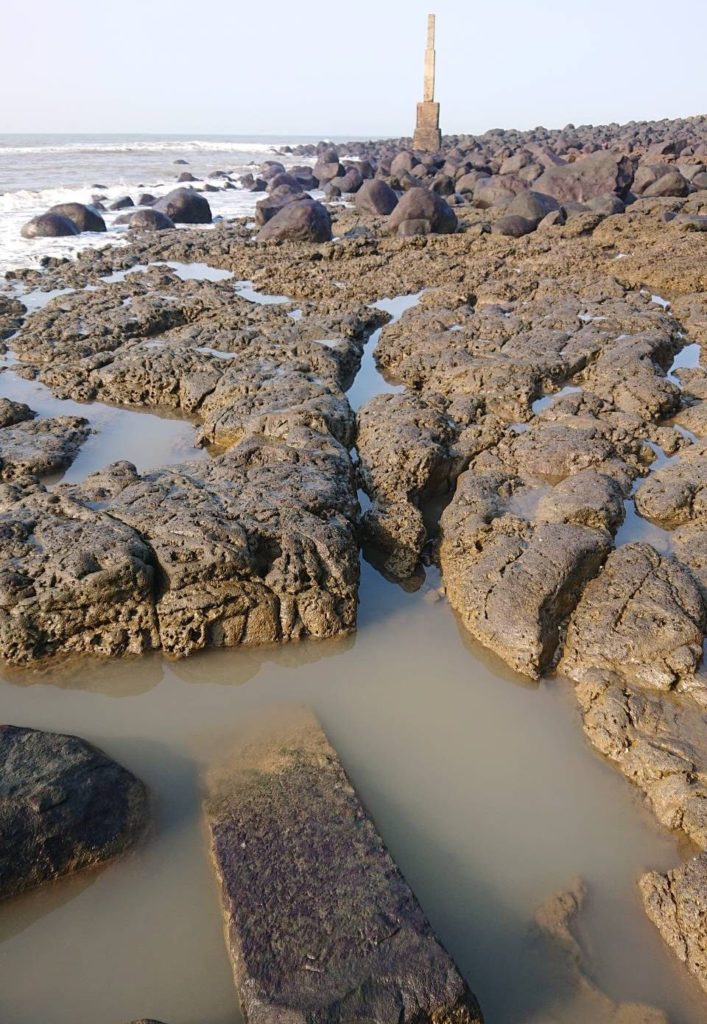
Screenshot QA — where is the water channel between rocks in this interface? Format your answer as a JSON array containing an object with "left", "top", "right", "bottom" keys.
[{"left": 0, "top": 269, "right": 704, "bottom": 1024}]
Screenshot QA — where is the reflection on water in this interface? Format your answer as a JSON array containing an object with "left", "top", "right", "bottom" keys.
[
  {"left": 346, "top": 292, "right": 423, "bottom": 410},
  {"left": 0, "top": 367, "right": 206, "bottom": 483},
  {"left": 0, "top": 562, "right": 703, "bottom": 1024}
]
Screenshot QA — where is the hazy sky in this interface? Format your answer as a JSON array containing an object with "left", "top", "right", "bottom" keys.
[{"left": 3, "top": 0, "right": 706, "bottom": 137}]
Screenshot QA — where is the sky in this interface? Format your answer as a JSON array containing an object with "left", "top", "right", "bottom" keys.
[{"left": 2, "top": 0, "right": 706, "bottom": 137}]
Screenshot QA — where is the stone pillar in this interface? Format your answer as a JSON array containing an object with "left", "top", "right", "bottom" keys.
[{"left": 413, "top": 14, "right": 442, "bottom": 152}]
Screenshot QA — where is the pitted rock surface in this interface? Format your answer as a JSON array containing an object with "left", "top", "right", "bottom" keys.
[{"left": 206, "top": 711, "right": 483, "bottom": 1024}]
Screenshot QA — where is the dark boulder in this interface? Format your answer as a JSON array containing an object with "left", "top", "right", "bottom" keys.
[
  {"left": 137, "top": 193, "right": 156, "bottom": 206},
  {"left": 388, "top": 187, "right": 458, "bottom": 236},
  {"left": 391, "top": 151, "right": 418, "bottom": 176},
  {"left": 260, "top": 161, "right": 286, "bottom": 181},
  {"left": 0, "top": 725, "right": 148, "bottom": 900},
  {"left": 329, "top": 166, "right": 363, "bottom": 193},
  {"left": 643, "top": 168, "right": 691, "bottom": 197},
  {"left": 586, "top": 193, "right": 626, "bottom": 215},
  {"left": 109, "top": 196, "right": 135, "bottom": 211},
  {"left": 355, "top": 179, "right": 399, "bottom": 216},
  {"left": 313, "top": 158, "right": 343, "bottom": 184},
  {"left": 491, "top": 214, "right": 537, "bottom": 237},
  {"left": 505, "top": 190, "right": 559, "bottom": 224},
  {"left": 257, "top": 198, "right": 332, "bottom": 242},
  {"left": 177, "top": 171, "right": 198, "bottom": 182},
  {"left": 20, "top": 214, "right": 80, "bottom": 239},
  {"left": 153, "top": 187, "right": 212, "bottom": 224},
  {"left": 47, "top": 202, "right": 106, "bottom": 233},
  {"left": 126, "top": 209, "right": 176, "bottom": 231},
  {"left": 534, "top": 151, "right": 635, "bottom": 202},
  {"left": 267, "top": 172, "right": 304, "bottom": 193},
  {"left": 255, "top": 185, "right": 304, "bottom": 226}
]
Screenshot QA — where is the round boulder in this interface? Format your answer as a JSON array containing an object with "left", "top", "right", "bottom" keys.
[
  {"left": 21, "top": 214, "right": 80, "bottom": 239},
  {"left": 491, "top": 214, "right": 537, "bottom": 238},
  {"left": 47, "top": 202, "right": 106, "bottom": 232},
  {"left": 109, "top": 196, "right": 134, "bottom": 211},
  {"left": 153, "top": 187, "right": 212, "bottom": 224},
  {"left": 355, "top": 179, "right": 399, "bottom": 216},
  {"left": 505, "top": 190, "right": 559, "bottom": 224},
  {"left": 388, "top": 187, "right": 458, "bottom": 236},
  {"left": 257, "top": 198, "right": 332, "bottom": 243},
  {"left": 126, "top": 209, "right": 176, "bottom": 231}
]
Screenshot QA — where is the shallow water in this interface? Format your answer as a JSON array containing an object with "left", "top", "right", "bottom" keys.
[
  {"left": 0, "top": 562, "right": 703, "bottom": 1024},
  {"left": 0, "top": 366, "right": 206, "bottom": 483},
  {"left": 0, "top": 273, "right": 705, "bottom": 1024},
  {"left": 346, "top": 291, "right": 423, "bottom": 409}
]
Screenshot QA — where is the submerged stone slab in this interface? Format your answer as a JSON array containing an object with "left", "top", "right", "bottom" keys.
[
  {"left": 640, "top": 853, "right": 707, "bottom": 994},
  {"left": 0, "top": 725, "right": 148, "bottom": 900},
  {"left": 205, "top": 710, "right": 483, "bottom": 1024}
]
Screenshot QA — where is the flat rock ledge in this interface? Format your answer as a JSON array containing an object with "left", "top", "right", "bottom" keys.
[
  {"left": 205, "top": 710, "right": 483, "bottom": 1024},
  {"left": 0, "top": 724, "right": 148, "bottom": 900},
  {"left": 640, "top": 853, "right": 707, "bottom": 994}
]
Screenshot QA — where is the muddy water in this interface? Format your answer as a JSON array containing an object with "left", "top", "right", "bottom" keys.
[
  {"left": 346, "top": 291, "right": 422, "bottom": 409},
  {"left": 0, "top": 276, "right": 705, "bottom": 1024},
  {"left": 0, "top": 366, "right": 206, "bottom": 482},
  {"left": 0, "top": 563, "right": 704, "bottom": 1024}
]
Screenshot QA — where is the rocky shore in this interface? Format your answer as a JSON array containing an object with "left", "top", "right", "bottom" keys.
[{"left": 2, "top": 112, "right": 707, "bottom": 1019}]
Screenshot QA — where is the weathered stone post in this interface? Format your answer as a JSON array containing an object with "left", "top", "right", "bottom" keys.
[{"left": 413, "top": 14, "right": 442, "bottom": 151}]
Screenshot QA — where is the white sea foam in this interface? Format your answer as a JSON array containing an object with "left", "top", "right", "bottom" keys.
[{"left": 0, "top": 133, "right": 321, "bottom": 275}]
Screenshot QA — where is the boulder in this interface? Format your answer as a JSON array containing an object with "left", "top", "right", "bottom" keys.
[
  {"left": 126, "top": 209, "right": 176, "bottom": 232},
  {"left": 255, "top": 185, "right": 304, "bottom": 226},
  {"left": 20, "top": 214, "right": 80, "bottom": 239},
  {"left": 585, "top": 193, "right": 626, "bottom": 216},
  {"left": 256, "top": 198, "right": 332, "bottom": 243},
  {"left": 534, "top": 151, "right": 635, "bottom": 202},
  {"left": 0, "top": 724, "right": 148, "bottom": 899},
  {"left": 643, "top": 168, "right": 691, "bottom": 198},
  {"left": 266, "top": 172, "right": 304, "bottom": 193},
  {"left": 47, "top": 202, "right": 106, "bottom": 232},
  {"left": 329, "top": 166, "right": 363, "bottom": 193},
  {"left": 177, "top": 171, "right": 198, "bottom": 182},
  {"left": 109, "top": 196, "right": 135, "bottom": 211},
  {"left": 205, "top": 710, "right": 483, "bottom": 1024},
  {"left": 137, "top": 192, "right": 156, "bottom": 206},
  {"left": 491, "top": 214, "right": 537, "bottom": 237},
  {"left": 388, "top": 187, "right": 458, "bottom": 236},
  {"left": 354, "top": 179, "right": 399, "bottom": 216},
  {"left": 153, "top": 187, "right": 212, "bottom": 224},
  {"left": 505, "top": 190, "right": 560, "bottom": 224}
]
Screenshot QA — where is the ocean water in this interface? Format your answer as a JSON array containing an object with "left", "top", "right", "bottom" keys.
[{"left": 0, "top": 133, "right": 331, "bottom": 273}]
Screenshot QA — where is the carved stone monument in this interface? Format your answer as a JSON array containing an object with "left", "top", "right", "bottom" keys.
[{"left": 413, "top": 14, "right": 442, "bottom": 151}]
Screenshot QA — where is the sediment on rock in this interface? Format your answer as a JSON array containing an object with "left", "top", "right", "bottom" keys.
[
  {"left": 205, "top": 709, "right": 484, "bottom": 1024},
  {"left": 640, "top": 854, "right": 707, "bottom": 994},
  {"left": 560, "top": 543, "right": 705, "bottom": 692}
]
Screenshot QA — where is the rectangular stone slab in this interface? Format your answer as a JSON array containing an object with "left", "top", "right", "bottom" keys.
[{"left": 205, "top": 710, "right": 483, "bottom": 1024}]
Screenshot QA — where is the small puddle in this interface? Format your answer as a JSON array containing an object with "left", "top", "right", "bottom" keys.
[
  {"left": 668, "top": 342, "right": 702, "bottom": 384},
  {"left": 531, "top": 385, "right": 583, "bottom": 416},
  {"left": 0, "top": 368, "right": 206, "bottom": 483},
  {"left": 614, "top": 498, "right": 674, "bottom": 553}
]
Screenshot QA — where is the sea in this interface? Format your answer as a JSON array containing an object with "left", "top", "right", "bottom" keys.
[{"left": 0, "top": 133, "right": 333, "bottom": 274}]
